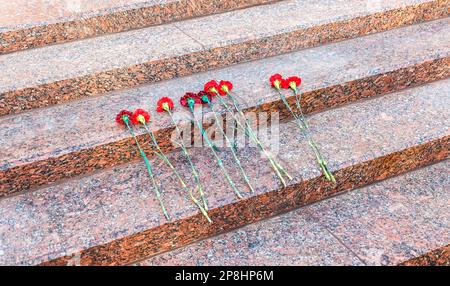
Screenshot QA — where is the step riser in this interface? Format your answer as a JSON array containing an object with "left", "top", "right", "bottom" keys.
[
  {"left": 0, "top": 0, "right": 279, "bottom": 55},
  {"left": 40, "top": 137, "right": 449, "bottom": 266},
  {"left": 1, "top": 0, "right": 448, "bottom": 116},
  {"left": 2, "top": 57, "right": 448, "bottom": 196},
  {"left": 398, "top": 245, "right": 450, "bottom": 266}
]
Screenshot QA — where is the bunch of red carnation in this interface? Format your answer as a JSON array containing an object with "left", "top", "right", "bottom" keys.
[
  {"left": 270, "top": 73, "right": 335, "bottom": 182},
  {"left": 201, "top": 79, "right": 293, "bottom": 187},
  {"left": 113, "top": 74, "right": 327, "bottom": 222},
  {"left": 115, "top": 108, "right": 171, "bottom": 220}
]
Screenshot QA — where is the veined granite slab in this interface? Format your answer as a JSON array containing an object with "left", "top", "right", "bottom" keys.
[
  {"left": 0, "top": 0, "right": 448, "bottom": 115},
  {"left": 138, "top": 161, "right": 449, "bottom": 266},
  {"left": 0, "top": 80, "right": 447, "bottom": 265},
  {"left": 1, "top": 19, "right": 449, "bottom": 195},
  {"left": 0, "top": 0, "right": 278, "bottom": 54}
]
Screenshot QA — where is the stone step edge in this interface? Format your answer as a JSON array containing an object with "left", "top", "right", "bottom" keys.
[
  {"left": 398, "top": 244, "right": 450, "bottom": 266},
  {"left": 39, "top": 136, "right": 449, "bottom": 266},
  {"left": 1, "top": 0, "right": 447, "bottom": 116},
  {"left": 2, "top": 57, "right": 448, "bottom": 197},
  {"left": 0, "top": 0, "right": 279, "bottom": 55}
]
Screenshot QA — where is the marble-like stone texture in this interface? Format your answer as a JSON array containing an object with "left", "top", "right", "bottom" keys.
[
  {"left": 139, "top": 212, "right": 365, "bottom": 266},
  {"left": 0, "top": 80, "right": 448, "bottom": 265},
  {"left": 302, "top": 162, "right": 450, "bottom": 266},
  {"left": 399, "top": 245, "right": 449, "bottom": 266},
  {"left": 138, "top": 161, "right": 449, "bottom": 266},
  {"left": 175, "top": 0, "right": 435, "bottom": 48},
  {"left": 0, "top": 0, "right": 278, "bottom": 54},
  {"left": 0, "top": 0, "right": 448, "bottom": 115},
  {"left": 1, "top": 19, "right": 449, "bottom": 195},
  {"left": 0, "top": 0, "right": 155, "bottom": 27}
]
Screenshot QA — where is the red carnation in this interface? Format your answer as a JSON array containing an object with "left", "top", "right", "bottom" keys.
[
  {"left": 204, "top": 80, "right": 220, "bottom": 95},
  {"left": 131, "top": 109, "right": 150, "bottom": 125},
  {"left": 156, "top": 97, "right": 174, "bottom": 113},
  {"left": 180, "top": 92, "right": 201, "bottom": 107},
  {"left": 218, "top": 80, "right": 233, "bottom": 95},
  {"left": 269, "top": 74, "right": 284, "bottom": 89},
  {"left": 197, "top": 91, "right": 212, "bottom": 104},
  {"left": 115, "top": 110, "right": 133, "bottom": 125},
  {"left": 285, "top": 76, "right": 302, "bottom": 91}
]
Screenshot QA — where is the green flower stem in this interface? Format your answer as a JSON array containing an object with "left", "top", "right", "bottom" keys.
[
  {"left": 276, "top": 89, "right": 335, "bottom": 182},
  {"left": 141, "top": 123, "right": 211, "bottom": 222},
  {"left": 292, "top": 87, "right": 308, "bottom": 128},
  {"left": 215, "top": 94, "right": 288, "bottom": 185},
  {"left": 215, "top": 93, "right": 292, "bottom": 186},
  {"left": 167, "top": 110, "right": 209, "bottom": 211},
  {"left": 225, "top": 92, "right": 293, "bottom": 181},
  {"left": 124, "top": 120, "right": 170, "bottom": 220},
  {"left": 204, "top": 98, "right": 255, "bottom": 193},
  {"left": 188, "top": 188, "right": 212, "bottom": 223},
  {"left": 142, "top": 124, "right": 186, "bottom": 188},
  {"left": 188, "top": 104, "right": 243, "bottom": 199}
]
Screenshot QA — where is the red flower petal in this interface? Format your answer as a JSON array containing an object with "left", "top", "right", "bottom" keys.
[
  {"left": 180, "top": 92, "right": 200, "bottom": 107},
  {"left": 197, "top": 91, "right": 212, "bottom": 104},
  {"left": 204, "top": 80, "right": 220, "bottom": 95},
  {"left": 131, "top": 109, "right": 150, "bottom": 125},
  {"left": 285, "top": 76, "right": 302, "bottom": 90},
  {"left": 115, "top": 110, "right": 133, "bottom": 126},
  {"left": 156, "top": 97, "right": 174, "bottom": 113},
  {"left": 281, "top": 79, "right": 290, "bottom": 89},
  {"left": 269, "top": 74, "right": 284, "bottom": 88},
  {"left": 218, "top": 80, "right": 233, "bottom": 95}
]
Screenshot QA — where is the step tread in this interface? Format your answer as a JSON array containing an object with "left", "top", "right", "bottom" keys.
[
  {"left": 1, "top": 0, "right": 153, "bottom": 30},
  {"left": 1, "top": 19, "right": 449, "bottom": 187},
  {"left": 1, "top": 0, "right": 446, "bottom": 114},
  {"left": 0, "top": 80, "right": 448, "bottom": 265},
  {"left": 0, "top": 0, "right": 279, "bottom": 54},
  {"left": 0, "top": 21, "right": 201, "bottom": 92},
  {"left": 0, "top": 0, "right": 433, "bottom": 92},
  {"left": 175, "top": 0, "right": 432, "bottom": 48},
  {"left": 138, "top": 161, "right": 450, "bottom": 266}
]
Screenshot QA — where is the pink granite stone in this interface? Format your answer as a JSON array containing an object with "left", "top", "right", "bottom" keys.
[
  {"left": 0, "top": 79, "right": 448, "bottom": 265},
  {"left": 1, "top": 0, "right": 447, "bottom": 115},
  {"left": 139, "top": 212, "right": 364, "bottom": 266},
  {"left": 302, "top": 162, "right": 450, "bottom": 266},
  {"left": 0, "top": 0, "right": 155, "bottom": 28},
  {"left": 1, "top": 19, "right": 449, "bottom": 194},
  {"left": 0, "top": 1, "right": 278, "bottom": 53},
  {"left": 138, "top": 161, "right": 449, "bottom": 266}
]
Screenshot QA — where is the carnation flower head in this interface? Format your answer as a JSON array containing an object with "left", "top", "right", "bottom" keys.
[
  {"left": 197, "top": 91, "right": 213, "bottom": 104},
  {"left": 131, "top": 109, "right": 150, "bottom": 125},
  {"left": 285, "top": 76, "right": 302, "bottom": 91},
  {"left": 156, "top": 97, "right": 174, "bottom": 113},
  {"left": 204, "top": 80, "right": 220, "bottom": 95},
  {"left": 115, "top": 110, "right": 133, "bottom": 126},
  {"left": 218, "top": 80, "right": 233, "bottom": 95},
  {"left": 269, "top": 74, "right": 284, "bottom": 90},
  {"left": 180, "top": 92, "right": 201, "bottom": 108}
]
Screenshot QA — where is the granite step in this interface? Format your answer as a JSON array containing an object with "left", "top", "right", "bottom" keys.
[
  {"left": 399, "top": 245, "right": 450, "bottom": 266},
  {"left": 0, "top": 0, "right": 279, "bottom": 54},
  {"left": 136, "top": 161, "right": 450, "bottom": 266},
  {"left": 0, "top": 0, "right": 448, "bottom": 116},
  {"left": 1, "top": 18, "right": 449, "bottom": 197},
  {"left": 0, "top": 80, "right": 448, "bottom": 265}
]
